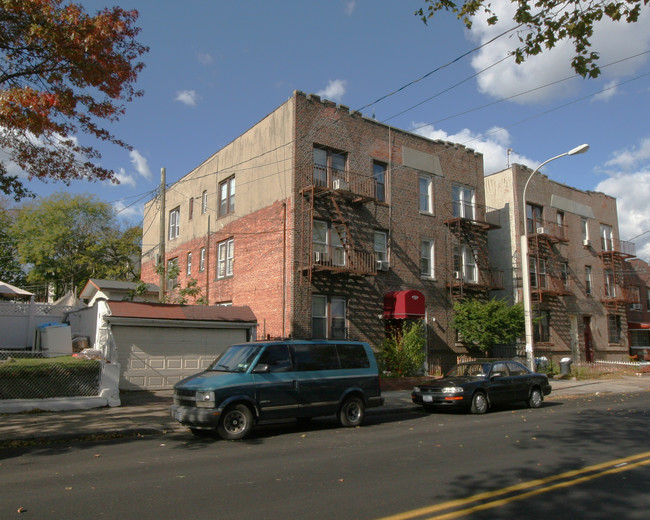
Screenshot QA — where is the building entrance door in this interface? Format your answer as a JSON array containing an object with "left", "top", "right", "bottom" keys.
[{"left": 583, "top": 316, "right": 594, "bottom": 363}]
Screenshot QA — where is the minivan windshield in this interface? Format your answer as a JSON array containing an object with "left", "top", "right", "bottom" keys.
[{"left": 208, "top": 344, "right": 262, "bottom": 373}]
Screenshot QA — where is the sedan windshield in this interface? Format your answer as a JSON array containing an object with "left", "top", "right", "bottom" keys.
[
  {"left": 446, "top": 363, "right": 490, "bottom": 378},
  {"left": 208, "top": 344, "right": 261, "bottom": 373}
]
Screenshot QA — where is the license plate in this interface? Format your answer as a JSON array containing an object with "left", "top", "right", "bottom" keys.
[{"left": 423, "top": 395, "right": 433, "bottom": 403}]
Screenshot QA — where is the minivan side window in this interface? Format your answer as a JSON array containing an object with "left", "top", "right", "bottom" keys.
[
  {"left": 336, "top": 343, "right": 370, "bottom": 369},
  {"left": 257, "top": 345, "right": 293, "bottom": 372},
  {"left": 292, "top": 344, "right": 339, "bottom": 371}
]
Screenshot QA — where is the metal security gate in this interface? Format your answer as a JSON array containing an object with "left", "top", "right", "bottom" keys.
[{"left": 113, "top": 325, "right": 247, "bottom": 390}]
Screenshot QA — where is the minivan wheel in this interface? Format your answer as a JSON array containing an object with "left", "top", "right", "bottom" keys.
[
  {"left": 527, "top": 388, "right": 543, "bottom": 409},
  {"left": 339, "top": 396, "right": 365, "bottom": 427},
  {"left": 217, "top": 404, "right": 253, "bottom": 440},
  {"left": 470, "top": 392, "right": 488, "bottom": 414}
]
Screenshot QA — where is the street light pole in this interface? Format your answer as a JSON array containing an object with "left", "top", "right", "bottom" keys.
[{"left": 521, "top": 144, "right": 589, "bottom": 372}]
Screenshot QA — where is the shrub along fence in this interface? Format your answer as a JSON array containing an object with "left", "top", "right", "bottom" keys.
[{"left": 0, "top": 351, "right": 101, "bottom": 400}]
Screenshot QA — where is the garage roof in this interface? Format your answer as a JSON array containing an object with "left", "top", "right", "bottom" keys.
[{"left": 106, "top": 301, "right": 257, "bottom": 323}]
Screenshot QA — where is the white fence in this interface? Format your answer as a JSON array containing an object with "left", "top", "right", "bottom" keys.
[{"left": 0, "top": 300, "right": 82, "bottom": 350}]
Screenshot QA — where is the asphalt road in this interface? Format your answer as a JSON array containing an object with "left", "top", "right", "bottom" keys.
[{"left": 1, "top": 393, "right": 648, "bottom": 520}]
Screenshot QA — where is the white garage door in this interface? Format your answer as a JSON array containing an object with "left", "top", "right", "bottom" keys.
[{"left": 113, "top": 325, "right": 248, "bottom": 390}]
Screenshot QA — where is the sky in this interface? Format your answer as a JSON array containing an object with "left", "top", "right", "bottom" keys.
[{"left": 11, "top": 0, "right": 650, "bottom": 261}]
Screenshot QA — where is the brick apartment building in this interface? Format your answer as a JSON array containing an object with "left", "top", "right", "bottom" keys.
[
  {"left": 625, "top": 258, "right": 650, "bottom": 360},
  {"left": 141, "top": 90, "right": 502, "bottom": 373},
  {"left": 485, "top": 164, "right": 636, "bottom": 364}
]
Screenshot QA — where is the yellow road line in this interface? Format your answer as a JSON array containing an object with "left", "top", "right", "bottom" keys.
[{"left": 376, "top": 450, "right": 650, "bottom": 520}]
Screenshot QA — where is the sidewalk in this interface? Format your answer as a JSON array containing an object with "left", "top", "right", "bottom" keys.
[{"left": 1, "top": 375, "right": 649, "bottom": 446}]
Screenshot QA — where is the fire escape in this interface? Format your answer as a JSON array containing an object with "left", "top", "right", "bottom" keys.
[
  {"left": 444, "top": 201, "right": 503, "bottom": 300},
  {"left": 598, "top": 237, "right": 636, "bottom": 312},
  {"left": 527, "top": 219, "right": 571, "bottom": 303},
  {"left": 299, "top": 164, "right": 377, "bottom": 284}
]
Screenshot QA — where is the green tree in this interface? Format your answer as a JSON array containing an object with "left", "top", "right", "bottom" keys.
[
  {"left": 12, "top": 192, "right": 141, "bottom": 298},
  {"left": 416, "top": 0, "right": 647, "bottom": 78},
  {"left": 0, "top": 199, "right": 25, "bottom": 285},
  {"left": 0, "top": 0, "right": 148, "bottom": 200},
  {"left": 451, "top": 298, "right": 524, "bottom": 354},
  {"left": 378, "top": 321, "right": 427, "bottom": 377}
]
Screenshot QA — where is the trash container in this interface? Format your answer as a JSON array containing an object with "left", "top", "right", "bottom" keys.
[{"left": 560, "top": 357, "right": 572, "bottom": 376}]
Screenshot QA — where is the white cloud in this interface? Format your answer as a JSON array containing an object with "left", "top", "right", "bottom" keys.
[
  {"left": 604, "top": 137, "right": 650, "bottom": 170},
  {"left": 317, "top": 79, "right": 347, "bottom": 103},
  {"left": 113, "top": 199, "right": 144, "bottom": 222},
  {"left": 411, "top": 123, "right": 536, "bottom": 175},
  {"left": 175, "top": 90, "right": 200, "bottom": 106},
  {"left": 592, "top": 80, "right": 619, "bottom": 102},
  {"left": 343, "top": 1, "right": 356, "bottom": 16},
  {"left": 114, "top": 167, "right": 136, "bottom": 188},
  {"left": 129, "top": 149, "right": 152, "bottom": 180},
  {"left": 198, "top": 52, "right": 214, "bottom": 65},
  {"left": 468, "top": 1, "right": 650, "bottom": 103}
]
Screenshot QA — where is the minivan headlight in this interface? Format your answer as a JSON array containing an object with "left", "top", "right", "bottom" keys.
[{"left": 195, "top": 390, "right": 215, "bottom": 408}]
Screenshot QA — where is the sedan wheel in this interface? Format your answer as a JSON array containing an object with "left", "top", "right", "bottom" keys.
[
  {"left": 470, "top": 392, "right": 488, "bottom": 414},
  {"left": 527, "top": 388, "right": 543, "bottom": 409}
]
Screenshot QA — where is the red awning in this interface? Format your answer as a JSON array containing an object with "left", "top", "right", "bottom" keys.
[
  {"left": 629, "top": 322, "right": 650, "bottom": 330},
  {"left": 383, "top": 290, "right": 425, "bottom": 319}
]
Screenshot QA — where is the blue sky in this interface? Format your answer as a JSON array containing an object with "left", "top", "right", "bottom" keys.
[{"left": 13, "top": 1, "right": 650, "bottom": 260}]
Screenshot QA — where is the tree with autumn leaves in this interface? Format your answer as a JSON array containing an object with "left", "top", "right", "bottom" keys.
[{"left": 0, "top": 0, "right": 148, "bottom": 200}]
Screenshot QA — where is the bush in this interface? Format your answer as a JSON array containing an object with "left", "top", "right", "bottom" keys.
[{"left": 378, "top": 321, "right": 426, "bottom": 377}]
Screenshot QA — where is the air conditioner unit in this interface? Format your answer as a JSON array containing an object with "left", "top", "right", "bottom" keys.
[
  {"left": 630, "top": 303, "right": 642, "bottom": 311},
  {"left": 583, "top": 239, "right": 591, "bottom": 247},
  {"left": 536, "top": 227, "right": 548, "bottom": 235},
  {"left": 332, "top": 179, "right": 349, "bottom": 191},
  {"left": 314, "top": 252, "right": 329, "bottom": 264},
  {"left": 453, "top": 271, "right": 461, "bottom": 279},
  {"left": 376, "top": 260, "right": 389, "bottom": 271}
]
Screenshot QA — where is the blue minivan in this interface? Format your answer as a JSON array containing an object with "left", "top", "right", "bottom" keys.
[{"left": 170, "top": 340, "right": 384, "bottom": 440}]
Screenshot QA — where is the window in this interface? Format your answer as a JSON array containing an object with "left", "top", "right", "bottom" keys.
[
  {"left": 452, "top": 184, "right": 475, "bottom": 220},
  {"left": 201, "top": 190, "right": 208, "bottom": 214},
  {"left": 199, "top": 248, "right": 205, "bottom": 272},
  {"left": 605, "top": 269, "right": 616, "bottom": 298},
  {"left": 189, "top": 197, "right": 194, "bottom": 221},
  {"left": 556, "top": 212, "right": 565, "bottom": 239},
  {"left": 454, "top": 244, "right": 477, "bottom": 282},
  {"left": 257, "top": 345, "right": 292, "bottom": 372},
  {"left": 421, "top": 239, "right": 435, "bottom": 278},
  {"left": 313, "top": 220, "right": 345, "bottom": 266},
  {"left": 168, "top": 207, "right": 180, "bottom": 240},
  {"left": 601, "top": 224, "right": 614, "bottom": 251},
  {"left": 337, "top": 344, "right": 370, "bottom": 369},
  {"left": 538, "top": 259, "right": 547, "bottom": 289},
  {"left": 374, "top": 231, "right": 388, "bottom": 263},
  {"left": 526, "top": 204, "right": 543, "bottom": 234},
  {"left": 219, "top": 177, "right": 235, "bottom": 217},
  {"left": 607, "top": 314, "right": 621, "bottom": 343},
  {"left": 311, "top": 295, "right": 347, "bottom": 339},
  {"left": 533, "top": 309, "right": 550, "bottom": 342},
  {"left": 561, "top": 262, "right": 569, "bottom": 288},
  {"left": 529, "top": 257, "right": 538, "bottom": 289},
  {"left": 217, "top": 238, "right": 234, "bottom": 278},
  {"left": 167, "top": 258, "right": 179, "bottom": 291},
  {"left": 313, "top": 147, "right": 346, "bottom": 187},
  {"left": 186, "top": 252, "right": 192, "bottom": 275},
  {"left": 373, "top": 161, "right": 386, "bottom": 202},
  {"left": 506, "top": 361, "right": 529, "bottom": 376},
  {"left": 585, "top": 266, "right": 592, "bottom": 295},
  {"left": 419, "top": 175, "right": 433, "bottom": 213},
  {"left": 581, "top": 218, "right": 589, "bottom": 242},
  {"left": 647, "top": 288, "right": 650, "bottom": 308}
]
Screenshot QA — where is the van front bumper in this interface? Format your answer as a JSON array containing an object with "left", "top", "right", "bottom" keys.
[{"left": 170, "top": 404, "right": 221, "bottom": 429}]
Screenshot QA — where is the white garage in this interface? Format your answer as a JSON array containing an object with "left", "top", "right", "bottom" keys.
[{"left": 69, "top": 301, "right": 257, "bottom": 391}]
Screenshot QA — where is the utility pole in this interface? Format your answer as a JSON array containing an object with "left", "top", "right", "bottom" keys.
[{"left": 159, "top": 167, "right": 166, "bottom": 302}]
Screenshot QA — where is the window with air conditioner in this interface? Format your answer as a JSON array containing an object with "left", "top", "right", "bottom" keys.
[
  {"left": 375, "top": 231, "right": 388, "bottom": 271},
  {"left": 313, "top": 146, "right": 346, "bottom": 188}
]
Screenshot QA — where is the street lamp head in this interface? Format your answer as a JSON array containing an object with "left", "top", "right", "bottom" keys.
[{"left": 568, "top": 144, "right": 590, "bottom": 156}]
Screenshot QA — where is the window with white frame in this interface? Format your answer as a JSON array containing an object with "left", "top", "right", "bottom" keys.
[
  {"left": 585, "top": 265, "right": 592, "bottom": 295},
  {"left": 561, "top": 262, "right": 569, "bottom": 288},
  {"left": 312, "top": 295, "right": 347, "bottom": 339},
  {"left": 605, "top": 269, "right": 616, "bottom": 298},
  {"left": 454, "top": 244, "right": 477, "bottom": 282},
  {"left": 312, "top": 220, "right": 345, "bottom": 266},
  {"left": 217, "top": 238, "right": 234, "bottom": 278},
  {"left": 168, "top": 207, "right": 180, "bottom": 240},
  {"left": 219, "top": 177, "right": 235, "bottom": 217},
  {"left": 601, "top": 224, "right": 614, "bottom": 251},
  {"left": 199, "top": 248, "right": 205, "bottom": 272},
  {"left": 419, "top": 175, "right": 433, "bottom": 213},
  {"left": 581, "top": 218, "right": 589, "bottom": 242},
  {"left": 529, "top": 257, "right": 538, "bottom": 289},
  {"left": 420, "top": 239, "right": 435, "bottom": 278},
  {"left": 201, "top": 190, "right": 208, "bottom": 214},
  {"left": 167, "top": 258, "right": 179, "bottom": 291},
  {"left": 313, "top": 147, "right": 346, "bottom": 188},
  {"left": 452, "top": 184, "right": 475, "bottom": 220},
  {"left": 186, "top": 252, "right": 192, "bottom": 275},
  {"left": 374, "top": 231, "right": 387, "bottom": 264}
]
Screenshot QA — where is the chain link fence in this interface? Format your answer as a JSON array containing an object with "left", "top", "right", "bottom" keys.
[{"left": 0, "top": 350, "right": 102, "bottom": 400}]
